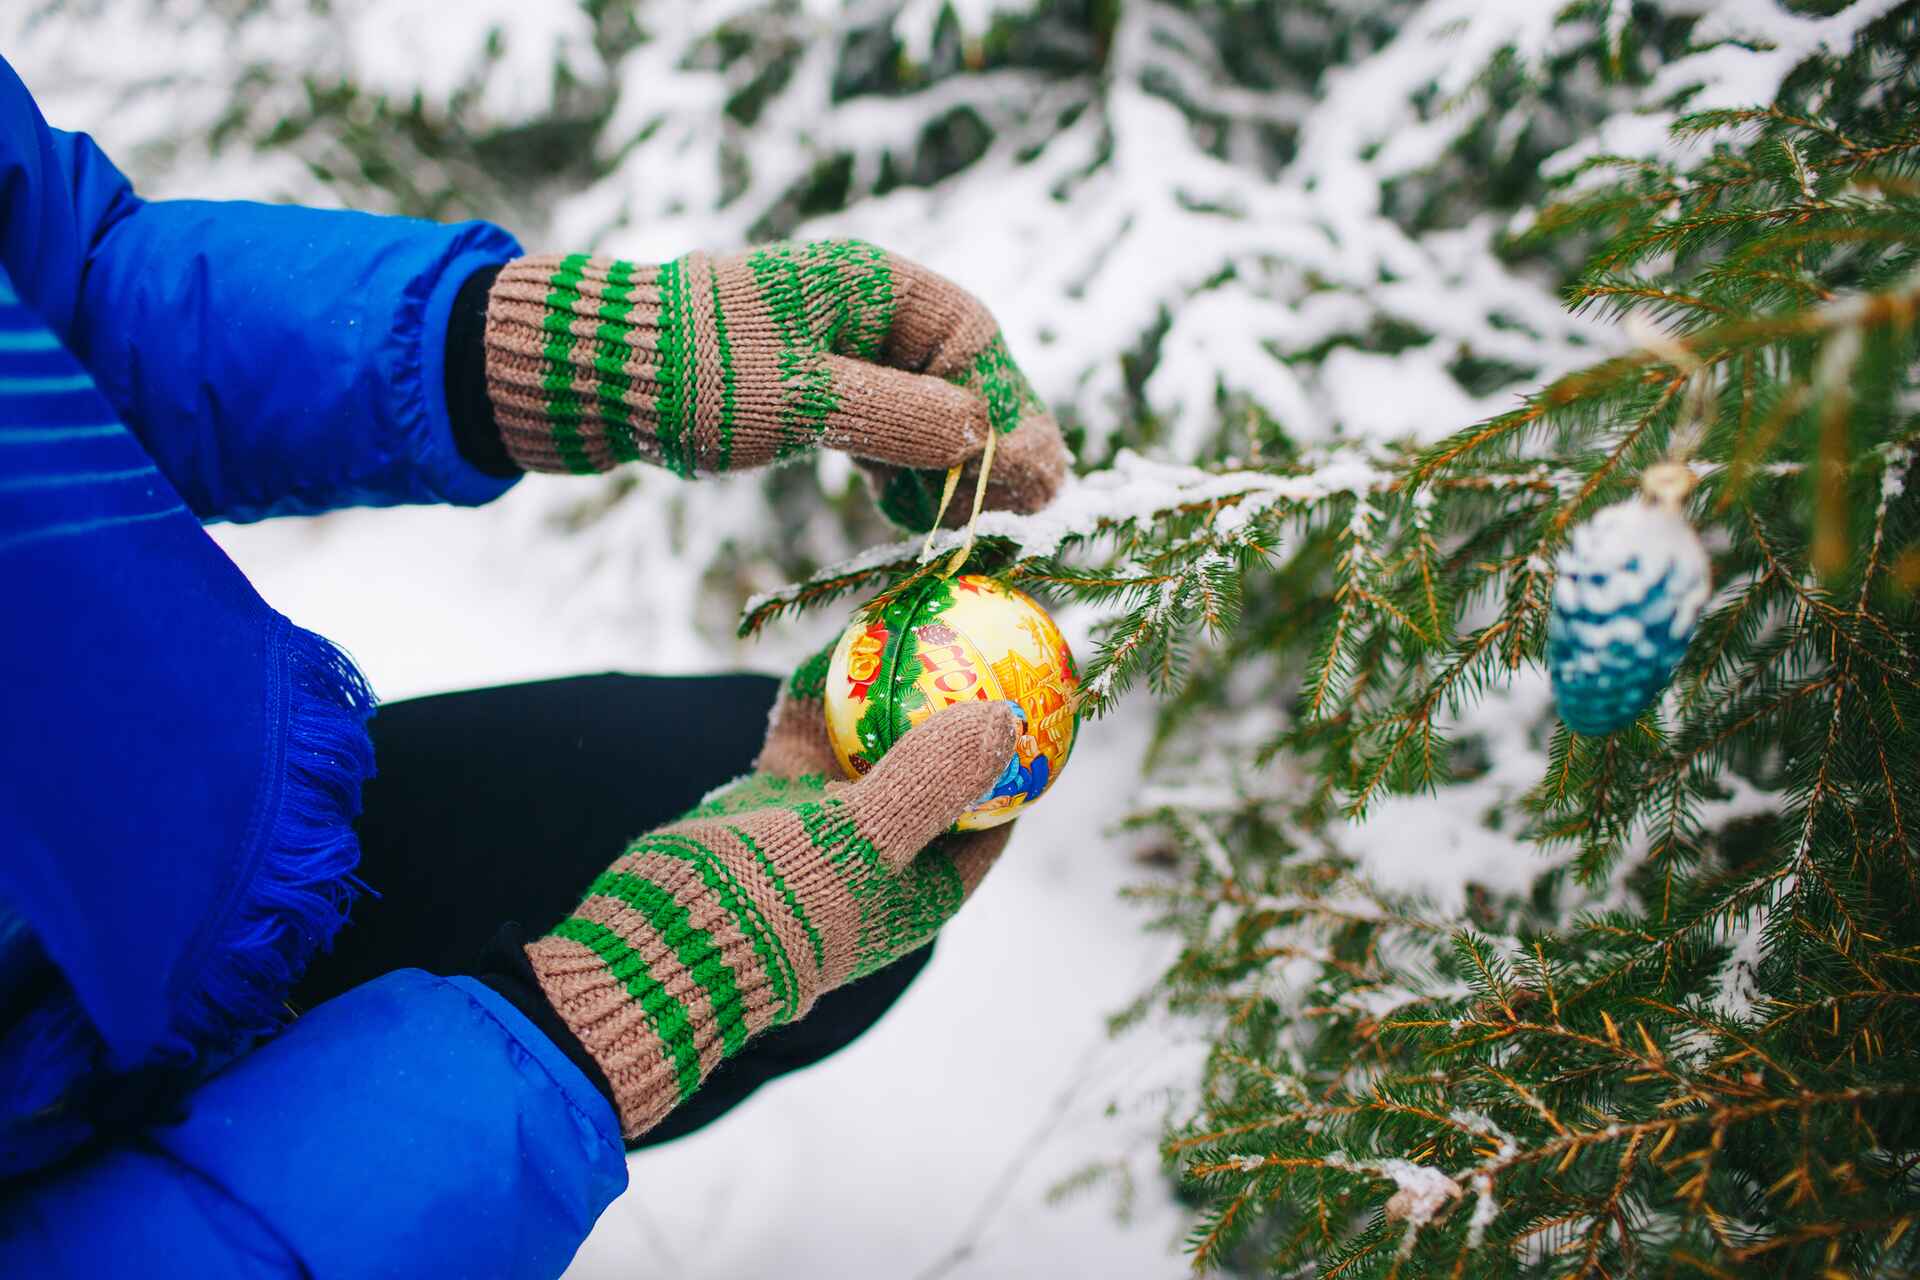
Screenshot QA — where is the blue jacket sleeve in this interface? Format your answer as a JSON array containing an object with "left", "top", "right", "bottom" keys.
[
  {"left": 0, "top": 972, "right": 629, "bottom": 1279},
  {"left": 0, "top": 55, "right": 522, "bottom": 521}
]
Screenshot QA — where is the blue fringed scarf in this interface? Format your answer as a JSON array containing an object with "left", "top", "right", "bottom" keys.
[{"left": 0, "top": 262, "right": 377, "bottom": 1175}]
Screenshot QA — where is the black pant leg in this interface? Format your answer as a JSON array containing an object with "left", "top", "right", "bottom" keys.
[
  {"left": 292, "top": 672, "right": 933, "bottom": 1148},
  {"left": 296, "top": 672, "right": 783, "bottom": 1000}
]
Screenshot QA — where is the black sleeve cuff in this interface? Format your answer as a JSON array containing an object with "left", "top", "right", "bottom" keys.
[
  {"left": 472, "top": 922, "right": 617, "bottom": 1111},
  {"left": 445, "top": 263, "right": 520, "bottom": 479}
]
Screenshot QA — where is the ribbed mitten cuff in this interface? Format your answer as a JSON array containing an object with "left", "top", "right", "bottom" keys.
[
  {"left": 486, "top": 253, "right": 691, "bottom": 476},
  {"left": 524, "top": 826, "right": 826, "bottom": 1138}
]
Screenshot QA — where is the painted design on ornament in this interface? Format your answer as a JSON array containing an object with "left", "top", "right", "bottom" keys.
[
  {"left": 980, "top": 704, "right": 1051, "bottom": 806},
  {"left": 843, "top": 622, "right": 887, "bottom": 701},
  {"left": 821, "top": 574, "right": 1080, "bottom": 829}
]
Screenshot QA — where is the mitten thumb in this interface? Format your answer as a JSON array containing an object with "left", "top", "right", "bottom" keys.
[
  {"left": 840, "top": 701, "right": 1017, "bottom": 871},
  {"left": 817, "top": 355, "right": 990, "bottom": 469}
]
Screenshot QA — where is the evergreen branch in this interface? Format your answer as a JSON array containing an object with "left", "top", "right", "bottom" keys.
[
  {"left": 737, "top": 552, "right": 917, "bottom": 637},
  {"left": 1308, "top": 503, "right": 1372, "bottom": 718},
  {"left": 1572, "top": 862, "right": 1795, "bottom": 1001},
  {"left": 1685, "top": 107, "right": 1867, "bottom": 156},
  {"left": 1166, "top": 1107, "right": 1364, "bottom": 1155},
  {"left": 1744, "top": 508, "right": 1920, "bottom": 691},
  {"left": 1473, "top": 1084, "right": 1920, "bottom": 1180},
  {"left": 1572, "top": 281, "right": 1733, "bottom": 318},
  {"left": 1728, "top": 1216, "right": 1920, "bottom": 1265},
  {"left": 1135, "top": 40, "right": 1920, "bottom": 1276},
  {"left": 1550, "top": 374, "right": 1685, "bottom": 535},
  {"left": 1346, "top": 620, "right": 1510, "bottom": 818},
  {"left": 1478, "top": 1064, "right": 1569, "bottom": 1138},
  {"left": 1410, "top": 270, "right": 1920, "bottom": 492},
  {"left": 1631, "top": 998, "right": 1805, "bottom": 1091},
  {"left": 1581, "top": 1130, "right": 1644, "bottom": 1277},
  {"left": 1645, "top": 674, "right": 1838, "bottom": 791}
]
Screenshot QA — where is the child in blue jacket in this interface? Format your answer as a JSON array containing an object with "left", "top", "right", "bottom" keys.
[{"left": 0, "top": 53, "right": 1067, "bottom": 1277}]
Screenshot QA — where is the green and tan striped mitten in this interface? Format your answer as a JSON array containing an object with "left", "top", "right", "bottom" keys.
[
  {"left": 483, "top": 239, "right": 1068, "bottom": 528},
  {"left": 525, "top": 658, "right": 1019, "bottom": 1139}
]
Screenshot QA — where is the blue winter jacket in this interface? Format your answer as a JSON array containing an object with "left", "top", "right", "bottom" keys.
[{"left": 0, "top": 56, "right": 628, "bottom": 1276}]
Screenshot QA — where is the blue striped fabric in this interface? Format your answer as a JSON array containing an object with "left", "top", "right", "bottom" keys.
[
  {"left": 0, "top": 267, "right": 626, "bottom": 1278},
  {"left": 0, "top": 55, "right": 627, "bottom": 1270},
  {"left": 0, "top": 247, "right": 358, "bottom": 1165},
  {"left": 0, "top": 266, "right": 185, "bottom": 555}
]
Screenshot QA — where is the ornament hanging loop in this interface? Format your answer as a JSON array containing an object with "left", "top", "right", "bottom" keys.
[
  {"left": 1644, "top": 345, "right": 1707, "bottom": 513},
  {"left": 1624, "top": 312, "right": 1715, "bottom": 470},
  {"left": 916, "top": 425, "right": 1000, "bottom": 579}
]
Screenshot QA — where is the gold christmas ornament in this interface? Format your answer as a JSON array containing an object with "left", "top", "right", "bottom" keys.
[{"left": 822, "top": 574, "right": 1080, "bottom": 830}]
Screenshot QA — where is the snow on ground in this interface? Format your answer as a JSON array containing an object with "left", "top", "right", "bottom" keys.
[{"left": 212, "top": 504, "right": 1205, "bottom": 1279}]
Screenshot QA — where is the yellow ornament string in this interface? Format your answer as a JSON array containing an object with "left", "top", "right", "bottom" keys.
[
  {"left": 916, "top": 467, "right": 963, "bottom": 562},
  {"left": 916, "top": 425, "right": 998, "bottom": 578},
  {"left": 1623, "top": 313, "right": 1706, "bottom": 510}
]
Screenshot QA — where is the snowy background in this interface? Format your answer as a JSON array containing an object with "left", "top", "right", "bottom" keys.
[{"left": 5, "top": 0, "right": 1880, "bottom": 1273}]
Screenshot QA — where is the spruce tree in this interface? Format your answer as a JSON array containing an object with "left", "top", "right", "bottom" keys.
[{"left": 742, "top": 4, "right": 1920, "bottom": 1275}]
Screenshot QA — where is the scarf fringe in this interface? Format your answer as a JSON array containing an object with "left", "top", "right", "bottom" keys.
[
  {"left": 167, "top": 624, "right": 377, "bottom": 1055},
  {"left": 0, "top": 625, "right": 377, "bottom": 1173}
]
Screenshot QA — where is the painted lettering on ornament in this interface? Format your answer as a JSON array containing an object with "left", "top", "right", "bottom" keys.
[
  {"left": 916, "top": 640, "right": 990, "bottom": 707},
  {"left": 919, "top": 643, "right": 970, "bottom": 674}
]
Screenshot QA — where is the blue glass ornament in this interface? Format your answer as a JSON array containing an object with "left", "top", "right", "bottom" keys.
[{"left": 1548, "top": 465, "right": 1710, "bottom": 736}]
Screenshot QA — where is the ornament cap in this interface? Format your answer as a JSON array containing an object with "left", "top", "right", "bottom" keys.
[{"left": 1639, "top": 462, "right": 1697, "bottom": 511}]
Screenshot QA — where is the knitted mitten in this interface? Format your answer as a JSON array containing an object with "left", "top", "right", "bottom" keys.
[
  {"left": 483, "top": 239, "right": 1067, "bottom": 527},
  {"left": 527, "top": 656, "right": 1019, "bottom": 1139}
]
